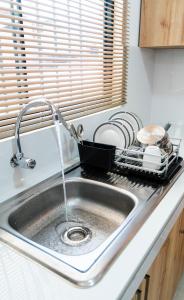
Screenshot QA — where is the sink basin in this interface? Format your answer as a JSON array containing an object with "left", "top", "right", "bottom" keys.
[
  {"left": 9, "top": 178, "right": 137, "bottom": 258},
  {"left": 0, "top": 167, "right": 160, "bottom": 287}
]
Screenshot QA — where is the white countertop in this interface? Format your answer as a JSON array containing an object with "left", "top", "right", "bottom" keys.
[{"left": 1, "top": 159, "right": 184, "bottom": 300}]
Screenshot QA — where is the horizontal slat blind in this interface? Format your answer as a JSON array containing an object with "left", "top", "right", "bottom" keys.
[{"left": 0, "top": 0, "right": 129, "bottom": 139}]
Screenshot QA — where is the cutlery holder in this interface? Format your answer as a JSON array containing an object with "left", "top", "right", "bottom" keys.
[{"left": 78, "top": 140, "right": 116, "bottom": 171}]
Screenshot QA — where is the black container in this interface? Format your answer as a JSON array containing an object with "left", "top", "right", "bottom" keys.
[{"left": 78, "top": 140, "right": 116, "bottom": 171}]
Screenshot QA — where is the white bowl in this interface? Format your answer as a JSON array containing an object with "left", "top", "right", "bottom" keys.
[{"left": 137, "top": 125, "right": 165, "bottom": 145}]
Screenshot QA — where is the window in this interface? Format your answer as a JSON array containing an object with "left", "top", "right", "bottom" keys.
[{"left": 0, "top": 0, "right": 129, "bottom": 139}]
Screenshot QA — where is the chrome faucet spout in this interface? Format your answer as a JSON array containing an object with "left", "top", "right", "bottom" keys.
[{"left": 10, "top": 98, "right": 76, "bottom": 169}]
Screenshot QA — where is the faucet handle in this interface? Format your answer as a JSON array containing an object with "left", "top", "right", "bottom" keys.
[
  {"left": 26, "top": 158, "right": 36, "bottom": 169},
  {"left": 10, "top": 154, "right": 36, "bottom": 169}
]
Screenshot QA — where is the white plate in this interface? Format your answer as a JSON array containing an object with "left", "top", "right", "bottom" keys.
[
  {"left": 109, "top": 120, "right": 129, "bottom": 147},
  {"left": 112, "top": 118, "right": 135, "bottom": 146},
  {"left": 93, "top": 122, "right": 126, "bottom": 149},
  {"left": 131, "top": 112, "right": 143, "bottom": 130},
  {"left": 109, "top": 111, "right": 143, "bottom": 135}
]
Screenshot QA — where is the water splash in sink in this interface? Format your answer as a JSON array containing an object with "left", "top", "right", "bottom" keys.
[{"left": 54, "top": 120, "right": 68, "bottom": 222}]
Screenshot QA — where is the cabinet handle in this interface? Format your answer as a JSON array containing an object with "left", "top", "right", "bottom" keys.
[
  {"left": 135, "top": 289, "right": 142, "bottom": 300},
  {"left": 179, "top": 230, "right": 184, "bottom": 234},
  {"left": 144, "top": 274, "right": 150, "bottom": 300}
]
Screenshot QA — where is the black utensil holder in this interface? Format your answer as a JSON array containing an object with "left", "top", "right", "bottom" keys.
[{"left": 78, "top": 140, "right": 115, "bottom": 171}]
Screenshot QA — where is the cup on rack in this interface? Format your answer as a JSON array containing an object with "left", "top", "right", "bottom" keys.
[{"left": 143, "top": 145, "right": 162, "bottom": 170}]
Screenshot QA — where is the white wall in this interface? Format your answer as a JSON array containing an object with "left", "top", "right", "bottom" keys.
[
  {"left": 125, "top": 0, "right": 155, "bottom": 123},
  {"left": 0, "top": 0, "right": 155, "bottom": 202},
  {"left": 151, "top": 49, "right": 184, "bottom": 126}
]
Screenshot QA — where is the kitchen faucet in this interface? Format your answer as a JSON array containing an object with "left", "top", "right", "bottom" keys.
[{"left": 10, "top": 98, "right": 78, "bottom": 169}]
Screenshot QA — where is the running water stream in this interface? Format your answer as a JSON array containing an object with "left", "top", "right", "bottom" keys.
[
  {"left": 54, "top": 120, "right": 69, "bottom": 222},
  {"left": 54, "top": 119, "right": 90, "bottom": 246}
]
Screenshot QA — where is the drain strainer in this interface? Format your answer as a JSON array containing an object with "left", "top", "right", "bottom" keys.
[{"left": 62, "top": 226, "right": 92, "bottom": 246}]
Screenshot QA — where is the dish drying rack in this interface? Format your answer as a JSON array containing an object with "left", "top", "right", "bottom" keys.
[{"left": 114, "top": 138, "right": 182, "bottom": 181}]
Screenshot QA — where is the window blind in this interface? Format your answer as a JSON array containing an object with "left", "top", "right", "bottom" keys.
[{"left": 0, "top": 0, "right": 129, "bottom": 139}]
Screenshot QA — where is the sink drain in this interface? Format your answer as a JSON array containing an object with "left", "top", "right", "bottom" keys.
[{"left": 62, "top": 226, "right": 92, "bottom": 246}]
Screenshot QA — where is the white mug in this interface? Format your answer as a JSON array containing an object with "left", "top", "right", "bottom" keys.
[{"left": 143, "top": 145, "right": 161, "bottom": 170}]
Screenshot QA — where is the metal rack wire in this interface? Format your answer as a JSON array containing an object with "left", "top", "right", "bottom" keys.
[{"left": 114, "top": 138, "right": 181, "bottom": 179}]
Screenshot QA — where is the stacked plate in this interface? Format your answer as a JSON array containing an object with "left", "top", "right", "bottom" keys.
[{"left": 93, "top": 111, "right": 143, "bottom": 149}]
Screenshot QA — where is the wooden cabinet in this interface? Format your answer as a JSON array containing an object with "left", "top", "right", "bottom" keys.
[
  {"left": 132, "top": 209, "right": 184, "bottom": 300},
  {"left": 147, "top": 239, "right": 169, "bottom": 300},
  {"left": 177, "top": 210, "right": 184, "bottom": 280},
  {"left": 139, "top": 0, "right": 184, "bottom": 48},
  {"left": 147, "top": 211, "right": 184, "bottom": 300}
]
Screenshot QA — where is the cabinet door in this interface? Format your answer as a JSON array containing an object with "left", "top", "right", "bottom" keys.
[
  {"left": 177, "top": 209, "right": 184, "bottom": 279},
  {"left": 147, "top": 238, "right": 170, "bottom": 300},
  {"left": 132, "top": 209, "right": 184, "bottom": 300},
  {"left": 160, "top": 213, "right": 183, "bottom": 300},
  {"left": 148, "top": 209, "right": 184, "bottom": 300},
  {"left": 139, "top": 0, "right": 184, "bottom": 48}
]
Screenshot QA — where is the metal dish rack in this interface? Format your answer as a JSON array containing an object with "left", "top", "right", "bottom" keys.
[{"left": 114, "top": 138, "right": 182, "bottom": 180}]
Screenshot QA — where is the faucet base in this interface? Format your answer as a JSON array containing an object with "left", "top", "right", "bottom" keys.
[{"left": 10, "top": 154, "right": 36, "bottom": 169}]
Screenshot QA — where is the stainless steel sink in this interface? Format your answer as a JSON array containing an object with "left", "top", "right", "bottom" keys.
[
  {"left": 0, "top": 166, "right": 182, "bottom": 287},
  {"left": 8, "top": 178, "right": 137, "bottom": 257}
]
